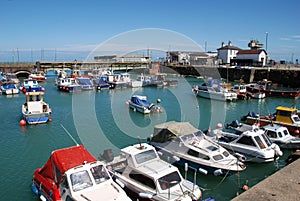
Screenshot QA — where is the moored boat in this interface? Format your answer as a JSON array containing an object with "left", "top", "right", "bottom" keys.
[
  {"left": 29, "top": 71, "right": 47, "bottom": 82},
  {"left": 226, "top": 120, "right": 300, "bottom": 150},
  {"left": 99, "top": 143, "right": 202, "bottom": 201},
  {"left": 245, "top": 79, "right": 300, "bottom": 99},
  {"left": 128, "top": 95, "right": 162, "bottom": 114},
  {"left": 56, "top": 77, "right": 82, "bottom": 92},
  {"left": 22, "top": 91, "right": 52, "bottom": 124},
  {"left": 242, "top": 106, "right": 300, "bottom": 135},
  {"left": 32, "top": 145, "right": 131, "bottom": 201},
  {"left": 19, "top": 78, "right": 44, "bottom": 93},
  {"left": 0, "top": 81, "right": 19, "bottom": 95},
  {"left": 209, "top": 125, "right": 283, "bottom": 163},
  {"left": 148, "top": 121, "right": 246, "bottom": 176},
  {"left": 77, "top": 77, "right": 94, "bottom": 90},
  {"left": 193, "top": 79, "right": 237, "bottom": 101}
]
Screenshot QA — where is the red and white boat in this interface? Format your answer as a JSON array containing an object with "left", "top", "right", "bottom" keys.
[
  {"left": 31, "top": 145, "right": 131, "bottom": 201},
  {"left": 29, "top": 71, "right": 47, "bottom": 82}
]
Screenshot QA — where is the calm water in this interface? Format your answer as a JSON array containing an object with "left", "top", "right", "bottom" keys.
[{"left": 0, "top": 76, "right": 298, "bottom": 201}]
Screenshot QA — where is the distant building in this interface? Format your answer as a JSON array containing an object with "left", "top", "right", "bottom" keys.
[
  {"left": 217, "top": 41, "right": 241, "bottom": 64},
  {"left": 217, "top": 39, "right": 268, "bottom": 67},
  {"left": 94, "top": 54, "right": 150, "bottom": 63},
  {"left": 235, "top": 49, "right": 267, "bottom": 66},
  {"left": 167, "top": 51, "right": 211, "bottom": 66},
  {"left": 94, "top": 55, "right": 117, "bottom": 63}
]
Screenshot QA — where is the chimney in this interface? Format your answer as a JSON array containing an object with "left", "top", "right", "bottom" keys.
[
  {"left": 228, "top": 41, "right": 232, "bottom": 46},
  {"left": 221, "top": 42, "right": 224, "bottom": 47}
]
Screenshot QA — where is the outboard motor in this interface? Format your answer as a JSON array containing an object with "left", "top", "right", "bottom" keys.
[{"left": 99, "top": 149, "right": 114, "bottom": 162}]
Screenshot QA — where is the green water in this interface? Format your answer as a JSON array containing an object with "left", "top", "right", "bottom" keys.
[{"left": 0, "top": 77, "right": 298, "bottom": 201}]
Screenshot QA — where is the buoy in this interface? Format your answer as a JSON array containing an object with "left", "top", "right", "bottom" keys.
[
  {"left": 217, "top": 123, "right": 222, "bottom": 129},
  {"left": 159, "top": 109, "right": 163, "bottom": 113},
  {"left": 20, "top": 119, "right": 26, "bottom": 126},
  {"left": 22, "top": 88, "right": 26, "bottom": 93},
  {"left": 157, "top": 99, "right": 161, "bottom": 103},
  {"left": 49, "top": 116, "right": 52, "bottom": 122},
  {"left": 242, "top": 185, "right": 249, "bottom": 191},
  {"left": 294, "top": 129, "right": 300, "bottom": 134},
  {"left": 125, "top": 101, "right": 129, "bottom": 105}
]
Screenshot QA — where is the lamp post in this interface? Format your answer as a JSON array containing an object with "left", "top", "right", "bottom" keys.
[{"left": 265, "top": 32, "right": 268, "bottom": 52}]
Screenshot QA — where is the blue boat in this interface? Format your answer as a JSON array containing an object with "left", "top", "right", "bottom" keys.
[
  {"left": 20, "top": 78, "right": 44, "bottom": 93},
  {"left": 0, "top": 81, "right": 19, "bottom": 95},
  {"left": 21, "top": 91, "right": 52, "bottom": 124},
  {"left": 77, "top": 77, "right": 94, "bottom": 90},
  {"left": 93, "top": 76, "right": 110, "bottom": 90},
  {"left": 128, "top": 95, "right": 162, "bottom": 114}
]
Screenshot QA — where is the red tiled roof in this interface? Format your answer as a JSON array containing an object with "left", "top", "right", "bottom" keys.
[{"left": 237, "top": 49, "right": 266, "bottom": 54}]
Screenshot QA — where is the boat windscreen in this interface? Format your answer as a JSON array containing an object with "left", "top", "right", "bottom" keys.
[
  {"left": 78, "top": 78, "right": 92, "bottom": 85},
  {"left": 135, "top": 150, "right": 157, "bottom": 164},
  {"left": 158, "top": 171, "right": 181, "bottom": 190}
]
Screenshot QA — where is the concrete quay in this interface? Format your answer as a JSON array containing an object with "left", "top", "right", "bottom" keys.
[{"left": 232, "top": 158, "right": 300, "bottom": 201}]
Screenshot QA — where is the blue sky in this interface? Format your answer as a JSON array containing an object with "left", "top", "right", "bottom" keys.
[{"left": 0, "top": 0, "right": 299, "bottom": 62}]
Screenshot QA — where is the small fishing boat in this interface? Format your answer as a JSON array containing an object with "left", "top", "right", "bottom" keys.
[
  {"left": 209, "top": 125, "right": 283, "bottom": 163},
  {"left": 150, "top": 74, "right": 178, "bottom": 87},
  {"left": 22, "top": 91, "right": 52, "bottom": 124},
  {"left": 245, "top": 79, "right": 300, "bottom": 99},
  {"left": 29, "top": 71, "right": 47, "bottom": 82},
  {"left": 148, "top": 121, "right": 246, "bottom": 176},
  {"left": 93, "top": 76, "right": 111, "bottom": 90},
  {"left": 32, "top": 145, "right": 131, "bottom": 201},
  {"left": 106, "top": 73, "right": 131, "bottom": 88},
  {"left": 77, "top": 77, "right": 94, "bottom": 90},
  {"left": 242, "top": 106, "right": 300, "bottom": 135},
  {"left": 262, "top": 124, "right": 300, "bottom": 150},
  {"left": 19, "top": 78, "right": 44, "bottom": 93},
  {"left": 193, "top": 79, "right": 237, "bottom": 101},
  {"left": 226, "top": 120, "right": 300, "bottom": 150},
  {"left": 99, "top": 143, "right": 202, "bottom": 201},
  {"left": 56, "top": 77, "right": 82, "bottom": 92},
  {"left": 0, "top": 81, "right": 19, "bottom": 95},
  {"left": 128, "top": 95, "right": 162, "bottom": 114},
  {"left": 4, "top": 73, "right": 20, "bottom": 84}
]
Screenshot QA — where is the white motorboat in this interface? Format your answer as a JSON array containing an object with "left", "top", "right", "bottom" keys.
[
  {"left": 226, "top": 120, "right": 300, "bottom": 150},
  {"left": 148, "top": 121, "right": 246, "bottom": 176},
  {"left": 262, "top": 124, "right": 300, "bottom": 150},
  {"left": 210, "top": 125, "right": 283, "bottom": 163},
  {"left": 128, "top": 95, "right": 162, "bottom": 114},
  {"left": 32, "top": 145, "right": 131, "bottom": 201},
  {"left": 21, "top": 91, "right": 52, "bottom": 124},
  {"left": 56, "top": 77, "right": 82, "bottom": 92},
  {"left": 100, "top": 143, "right": 202, "bottom": 201},
  {"left": 193, "top": 79, "right": 237, "bottom": 101}
]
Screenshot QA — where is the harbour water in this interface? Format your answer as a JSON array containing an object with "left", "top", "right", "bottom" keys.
[{"left": 0, "top": 76, "right": 298, "bottom": 201}]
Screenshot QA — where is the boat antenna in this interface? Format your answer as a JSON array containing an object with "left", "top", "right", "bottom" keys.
[
  {"left": 60, "top": 124, "right": 79, "bottom": 146},
  {"left": 137, "top": 136, "right": 142, "bottom": 149}
]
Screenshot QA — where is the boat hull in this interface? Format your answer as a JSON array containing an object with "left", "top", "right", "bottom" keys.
[
  {"left": 129, "top": 103, "right": 150, "bottom": 114},
  {"left": 153, "top": 146, "right": 244, "bottom": 175},
  {"left": 57, "top": 85, "right": 82, "bottom": 92},
  {"left": 22, "top": 112, "right": 51, "bottom": 124},
  {"left": 196, "top": 90, "right": 237, "bottom": 101},
  {"left": 246, "top": 86, "right": 300, "bottom": 99}
]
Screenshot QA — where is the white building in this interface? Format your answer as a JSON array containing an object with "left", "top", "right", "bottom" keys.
[
  {"left": 217, "top": 41, "right": 241, "bottom": 64},
  {"left": 236, "top": 49, "right": 267, "bottom": 66}
]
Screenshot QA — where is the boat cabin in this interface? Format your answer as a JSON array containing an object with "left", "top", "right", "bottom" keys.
[{"left": 275, "top": 106, "right": 300, "bottom": 124}]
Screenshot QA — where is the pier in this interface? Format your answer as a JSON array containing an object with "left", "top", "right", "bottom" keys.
[{"left": 232, "top": 158, "right": 300, "bottom": 201}]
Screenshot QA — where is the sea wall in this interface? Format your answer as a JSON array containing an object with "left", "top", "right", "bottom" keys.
[{"left": 162, "top": 65, "right": 300, "bottom": 88}]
